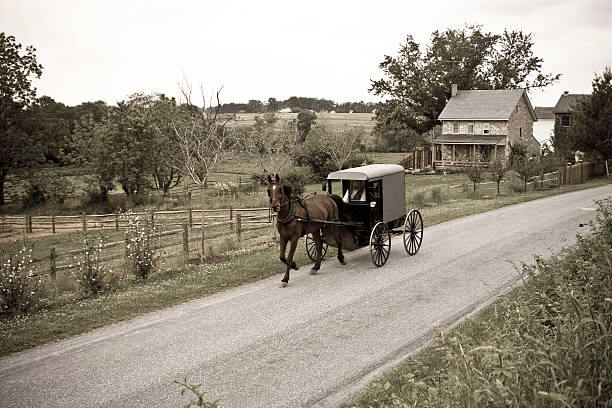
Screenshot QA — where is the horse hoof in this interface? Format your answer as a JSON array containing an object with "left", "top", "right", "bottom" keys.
[
  {"left": 292, "top": 263, "right": 298, "bottom": 270},
  {"left": 340, "top": 260, "right": 347, "bottom": 265},
  {"left": 280, "top": 282, "right": 288, "bottom": 288},
  {"left": 309, "top": 269, "right": 318, "bottom": 275}
]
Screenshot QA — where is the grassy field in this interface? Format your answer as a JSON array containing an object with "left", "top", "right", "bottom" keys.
[
  {"left": 1, "top": 174, "right": 610, "bottom": 356},
  {"left": 232, "top": 112, "right": 375, "bottom": 131}
]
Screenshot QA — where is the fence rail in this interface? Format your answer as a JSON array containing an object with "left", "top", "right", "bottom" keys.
[{"left": 0, "top": 206, "right": 271, "bottom": 238}]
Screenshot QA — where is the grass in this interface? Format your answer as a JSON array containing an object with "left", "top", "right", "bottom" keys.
[
  {"left": 1, "top": 169, "right": 610, "bottom": 356},
  {"left": 344, "top": 198, "right": 612, "bottom": 408}
]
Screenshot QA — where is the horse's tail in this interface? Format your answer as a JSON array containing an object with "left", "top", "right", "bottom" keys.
[{"left": 328, "top": 194, "right": 346, "bottom": 221}]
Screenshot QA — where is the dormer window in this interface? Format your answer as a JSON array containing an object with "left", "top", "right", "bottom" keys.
[{"left": 483, "top": 123, "right": 490, "bottom": 134}]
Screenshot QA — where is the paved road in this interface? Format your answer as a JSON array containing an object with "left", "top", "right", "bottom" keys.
[{"left": 1, "top": 185, "right": 610, "bottom": 408}]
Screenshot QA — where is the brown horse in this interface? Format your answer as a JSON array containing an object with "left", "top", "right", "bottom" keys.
[{"left": 267, "top": 174, "right": 345, "bottom": 287}]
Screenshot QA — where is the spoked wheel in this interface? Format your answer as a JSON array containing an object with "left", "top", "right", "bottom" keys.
[
  {"left": 403, "top": 209, "right": 423, "bottom": 256},
  {"left": 370, "top": 222, "right": 391, "bottom": 267},
  {"left": 305, "top": 233, "right": 328, "bottom": 261}
]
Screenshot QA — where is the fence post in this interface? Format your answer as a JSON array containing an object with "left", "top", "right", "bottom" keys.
[
  {"left": 229, "top": 206, "right": 234, "bottom": 230},
  {"left": 124, "top": 232, "right": 129, "bottom": 261},
  {"left": 52, "top": 215, "right": 56, "bottom": 234},
  {"left": 50, "top": 247, "right": 56, "bottom": 280},
  {"left": 182, "top": 223, "right": 189, "bottom": 260},
  {"left": 82, "top": 212, "right": 87, "bottom": 235},
  {"left": 189, "top": 206, "right": 193, "bottom": 228},
  {"left": 28, "top": 215, "right": 33, "bottom": 233},
  {"left": 115, "top": 212, "right": 119, "bottom": 231},
  {"left": 1, "top": 215, "right": 5, "bottom": 235},
  {"left": 236, "top": 214, "right": 242, "bottom": 242}
]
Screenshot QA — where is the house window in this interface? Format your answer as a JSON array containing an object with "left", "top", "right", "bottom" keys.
[
  {"left": 453, "top": 122, "right": 459, "bottom": 133},
  {"left": 561, "top": 114, "right": 571, "bottom": 127},
  {"left": 468, "top": 123, "right": 474, "bottom": 134},
  {"left": 519, "top": 127, "right": 523, "bottom": 138},
  {"left": 483, "top": 123, "right": 490, "bottom": 134}
]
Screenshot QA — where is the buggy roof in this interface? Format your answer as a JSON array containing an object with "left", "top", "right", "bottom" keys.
[{"left": 327, "top": 164, "right": 405, "bottom": 181}]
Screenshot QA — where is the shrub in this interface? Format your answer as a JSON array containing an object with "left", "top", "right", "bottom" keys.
[
  {"left": 398, "top": 156, "right": 412, "bottom": 169},
  {"left": 431, "top": 187, "right": 442, "bottom": 204},
  {"left": 22, "top": 176, "right": 75, "bottom": 209},
  {"left": 72, "top": 236, "right": 111, "bottom": 294},
  {"left": 410, "top": 192, "right": 426, "bottom": 208},
  {"left": 212, "top": 182, "right": 239, "bottom": 197},
  {"left": 284, "top": 167, "right": 315, "bottom": 196},
  {"left": 124, "top": 212, "right": 157, "bottom": 279},
  {"left": 0, "top": 246, "right": 40, "bottom": 314}
]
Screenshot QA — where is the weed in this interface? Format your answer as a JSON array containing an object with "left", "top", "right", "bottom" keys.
[
  {"left": 0, "top": 246, "right": 40, "bottom": 314},
  {"left": 72, "top": 235, "right": 111, "bottom": 294}
]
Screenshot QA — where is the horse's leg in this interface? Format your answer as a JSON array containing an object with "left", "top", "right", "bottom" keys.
[
  {"left": 281, "top": 238, "right": 299, "bottom": 287},
  {"left": 309, "top": 229, "right": 322, "bottom": 275},
  {"left": 279, "top": 236, "right": 288, "bottom": 266},
  {"left": 336, "top": 226, "right": 346, "bottom": 265}
]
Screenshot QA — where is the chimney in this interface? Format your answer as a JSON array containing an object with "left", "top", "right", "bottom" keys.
[
  {"left": 451, "top": 84, "right": 458, "bottom": 97},
  {"left": 563, "top": 91, "right": 569, "bottom": 95}
]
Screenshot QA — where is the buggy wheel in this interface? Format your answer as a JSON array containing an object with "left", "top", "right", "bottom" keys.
[
  {"left": 305, "top": 233, "right": 328, "bottom": 261},
  {"left": 403, "top": 209, "right": 423, "bottom": 256},
  {"left": 370, "top": 222, "right": 391, "bottom": 267}
]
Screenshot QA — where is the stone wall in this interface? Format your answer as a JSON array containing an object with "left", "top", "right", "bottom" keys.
[{"left": 507, "top": 95, "right": 538, "bottom": 155}]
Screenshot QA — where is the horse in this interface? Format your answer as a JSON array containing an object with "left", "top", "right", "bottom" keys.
[{"left": 267, "top": 174, "right": 346, "bottom": 287}]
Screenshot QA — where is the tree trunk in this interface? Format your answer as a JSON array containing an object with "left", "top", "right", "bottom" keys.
[
  {"left": 497, "top": 181, "right": 500, "bottom": 195},
  {"left": 0, "top": 169, "right": 6, "bottom": 206},
  {"left": 200, "top": 184, "right": 206, "bottom": 264}
]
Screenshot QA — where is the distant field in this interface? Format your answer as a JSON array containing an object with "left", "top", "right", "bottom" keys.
[{"left": 233, "top": 112, "right": 375, "bottom": 131}]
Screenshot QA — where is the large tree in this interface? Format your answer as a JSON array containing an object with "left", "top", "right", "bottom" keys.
[
  {"left": 0, "top": 33, "right": 44, "bottom": 205},
  {"left": 571, "top": 67, "right": 612, "bottom": 173},
  {"left": 370, "top": 26, "right": 560, "bottom": 138}
]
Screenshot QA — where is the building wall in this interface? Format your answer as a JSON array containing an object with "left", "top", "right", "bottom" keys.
[
  {"left": 441, "top": 120, "right": 506, "bottom": 135},
  {"left": 533, "top": 118, "right": 554, "bottom": 147},
  {"left": 507, "top": 95, "right": 538, "bottom": 154}
]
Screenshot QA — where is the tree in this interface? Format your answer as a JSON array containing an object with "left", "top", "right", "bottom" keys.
[
  {"left": 571, "top": 67, "right": 612, "bottom": 175},
  {"left": 490, "top": 159, "right": 507, "bottom": 195},
  {"left": 267, "top": 97, "right": 278, "bottom": 112},
  {"left": 318, "top": 127, "right": 365, "bottom": 170},
  {"left": 173, "top": 82, "right": 236, "bottom": 263},
  {"left": 466, "top": 163, "right": 484, "bottom": 192},
  {"left": 243, "top": 120, "right": 301, "bottom": 176},
  {"left": 246, "top": 99, "right": 263, "bottom": 113},
  {"left": 513, "top": 156, "right": 538, "bottom": 193},
  {"left": 370, "top": 26, "right": 560, "bottom": 135},
  {"left": 0, "top": 33, "right": 44, "bottom": 205},
  {"left": 296, "top": 110, "right": 317, "bottom": 141}
]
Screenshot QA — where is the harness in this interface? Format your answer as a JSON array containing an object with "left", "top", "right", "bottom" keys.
[{"left": 275, "top": 197, "right": 310, "bottom": 225}]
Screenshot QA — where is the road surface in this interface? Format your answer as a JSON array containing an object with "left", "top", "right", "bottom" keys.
[{"left": 1, "top": 185, "right": 610, "bottom": 407}]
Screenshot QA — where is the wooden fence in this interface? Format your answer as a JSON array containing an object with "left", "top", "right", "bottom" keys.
[
  {"left": 0, "top": 206, "right": 271, "bottom": 238},
  {"left": 561, "top": 160, "right": 609, "bottom": 185},
  {"left": 26, "top": 213, "right": 274, "bottom": 279}
]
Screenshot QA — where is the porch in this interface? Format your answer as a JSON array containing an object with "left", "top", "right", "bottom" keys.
[{"left": 433, "top": 135, "right": 507, "bottom": 169}]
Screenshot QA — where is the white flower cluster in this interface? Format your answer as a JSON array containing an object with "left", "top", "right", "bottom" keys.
[
  {"left": 0, "top": 247, "right": 40, "bottom": 313},
  {"left": 213, "top": 182, "right": 239, "bottom": 197},
  {"left": 72, "top": 236, "right": 109, "bottom": 294},
  {"left": 122, "top": 210, "right": 158, "bottom": 279}
]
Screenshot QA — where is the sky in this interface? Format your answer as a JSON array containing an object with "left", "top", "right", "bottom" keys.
[{"left": 1, "top": 0, "right": 611, "bottom": 109}]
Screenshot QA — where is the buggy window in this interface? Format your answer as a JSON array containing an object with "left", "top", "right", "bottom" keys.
[
  {"left": 349, "top": 180, "right": 366, "bottom": 202},
  {"left": 369, "top": 180, "right": 381, "bottom": 199}
]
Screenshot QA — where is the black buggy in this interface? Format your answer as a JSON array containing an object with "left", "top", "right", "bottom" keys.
[{"left": 304, "top": 164, "right": 423, "bottom": 266}]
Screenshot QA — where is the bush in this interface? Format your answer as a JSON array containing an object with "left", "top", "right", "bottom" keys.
[
  {"left": 0, "top": 246, "right": 40, "bottom": 314},
  {"left": 431, "top": 187, "right": 442, "bottom": 204},
  {"left": 124, "top": 212, "right": 157, "bottom": 279},
  {"left": 72, "top": 236, "right": 111, "bottom": 294},
  {"left": 212, "top": 182, "right": 239, "bottom": 197},
  {"left": 410, "top": 192, "right": 426, "bottom": 208},
  {"left": 398, "top": 156, "right": 412, "bottom": 170},
  {"left": 283, "top": 167, "right": 314, "bottom": 196},
  {"left": 22, "top": 176, "right": 75, "bottom": 209}
]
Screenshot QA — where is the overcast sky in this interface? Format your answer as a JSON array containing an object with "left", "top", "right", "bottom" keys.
[{"left": 1, "top": 0, "right": 611, "bottom": 108}]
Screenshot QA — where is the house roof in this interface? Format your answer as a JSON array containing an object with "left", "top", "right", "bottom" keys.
[
  {"left": 327, "top": 164, "right": 405, "bottom": 181},
  {"left": 553, "top": 94, "right": 589, "bottom": 113},
  {"left": 438, "top": 89, "right": 536, "bottom": 121},
  {"left": 433, "top": 135, "right": 506, "bottom": 145},
  {"left": 534, "top": 106, "right": 554, "bottom": 120}
]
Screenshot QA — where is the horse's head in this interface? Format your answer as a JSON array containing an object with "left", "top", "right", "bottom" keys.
[{"left": 267, "top": 173, "right": 284, "bottom": 212}]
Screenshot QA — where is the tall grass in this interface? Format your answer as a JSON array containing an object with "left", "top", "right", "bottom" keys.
[{"left": 347, "top": 198, "right": 612, "bottom": 408}]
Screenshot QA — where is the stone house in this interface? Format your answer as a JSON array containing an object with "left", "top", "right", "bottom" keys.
[
  {"left": 433, "top": 85, "right": 539, "bottom": 168},
  {"left": 552, "top": 92, "right": 590, "bottom": 160}
]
